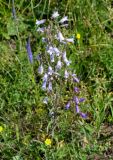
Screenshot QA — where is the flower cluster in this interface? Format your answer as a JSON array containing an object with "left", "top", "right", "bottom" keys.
[
  {"left": 35, "top": 11, "right": 87, "bottom": 118},
  {"left": 36, "top": 12, "right": 73, "bottom": 92},
  {"left": 65, "top": 89, "right": 87, "bottom": 118}
]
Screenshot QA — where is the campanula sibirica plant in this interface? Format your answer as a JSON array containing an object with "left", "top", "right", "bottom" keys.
[{"left": 35, "top": 11, "right": 87, "bottom": 119}]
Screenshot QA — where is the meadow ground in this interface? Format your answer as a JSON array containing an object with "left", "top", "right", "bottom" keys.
[{"left": 0, "top": 0, "right": 113, "bottom": 159}]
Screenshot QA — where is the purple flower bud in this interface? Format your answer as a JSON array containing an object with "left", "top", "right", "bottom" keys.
[
  {"left": 42, "top": 81, "right": 47, "bottom": 90},
  {"left": 72, "top": 74, "right": 79, "bottom": 83},
  {"left": 26, "top": 37, "right": 33, "bottom": 63},
  {"left": 65, "top": 102, "right": 70, "bottom": 109},
  {"left": 74, "top": 87, "right": 79, "bottom": 93},
  {"left": 48, "top": 81, "right": 52, "bottom": 91},
  {"left": 43, "top": 73, "right": 48, "bottom": 82},
  {"left": 56, "top": 60, "right": 62, "bottom": 70},
  {"left": 73, "top": 77, "right": 80, "bottom": 83},
  {"left": 64, "top": 70, "right": 69, "bottom": 79},
  {"left": 76, "top": 105, "right": 80, "bottom": 113},
  {"left": 12, "top": 0, "right": 16, "bottom": 19},
  {"left": 80, "top": 112, "right": 87, "bottom": 119},
  {"left": 79, "top": 98, "right": 85, "bottom": 103},
  {"left": 73, "top": 96, "right": 79, "bottom": 104}
]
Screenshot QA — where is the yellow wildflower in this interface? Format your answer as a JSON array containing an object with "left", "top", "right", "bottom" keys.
[
  {"left": 76, "top": 33, "right": 81, "bottom": 39},
  {"left": 0, "top": 126, "right": 3, "bottom": 132},
  {"left": 45, "top": 138, "right": 52, "bottom": 146}
]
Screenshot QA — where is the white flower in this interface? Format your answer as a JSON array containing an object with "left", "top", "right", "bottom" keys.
[
  {"left": 42, "top": 81, "right": 47, "bottom": 90},
  {"left": 38, "top": 65, "right": 44, "bottom": 74},
  {"left": 51, "top": 11, "right": 59, "bottom": 19},
  {"left": 64, "top": 70, "right": 69, "bottom": 78},
  {"left": 57, "top": 31, "right": 65, "bottom": 42},
  {"left": 36, "top": 19, "right": 46, "bottom": 25},
  {"left": 56, "top": 60, "right": 62, "bottom": 70},
  {"left": 59, "top": 16, "right": 68, "bottom": 23},
  {"left": 66, "top": 38, "right": 74, "bottom": 43},
  {"left": 48, "top": 66, "right": 53, "bottom": 75}
]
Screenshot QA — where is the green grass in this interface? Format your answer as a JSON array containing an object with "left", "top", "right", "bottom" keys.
[{"left": 0, "top": 0, "right": 113, "bottom": 159}]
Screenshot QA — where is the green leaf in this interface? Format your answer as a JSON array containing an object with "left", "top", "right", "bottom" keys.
[{"left": 7, "top": 18, "right": 17, "bottom": 36}]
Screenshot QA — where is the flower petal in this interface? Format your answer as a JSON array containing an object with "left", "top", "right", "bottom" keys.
[{"left": 80, "top": 112, "right": 87, "bottom": 118}]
